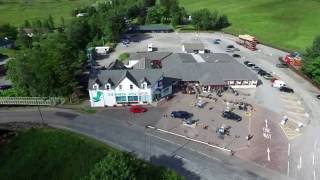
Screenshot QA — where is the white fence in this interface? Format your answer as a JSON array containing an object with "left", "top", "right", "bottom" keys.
[{"left": 0, "top": 97, "right": 65, "bottom": 106}]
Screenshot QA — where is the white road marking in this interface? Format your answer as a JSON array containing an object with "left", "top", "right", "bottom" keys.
[
  {"left": 287, "top": 160, "right": 290, "bottom": 176},
  {"left": 312, "top": 153, "right": 315, "bottom": 165},
  {"left": 314, "top": 139, "right": 318, "bottom": 150},
  {"left": 288, "top": 143, "right": 291, "bottom": 157},
  {"left": 146, "top": 133, "right": 222, "bottom": 162},
  {"left": 297, "top": 156, "right": 302, "bottom": 170},
  {"left": 314, "top": 170, "right": 316, "bottom": 180},
  {"left": 267, "top": 147, "right": 270, "bottom": 161}
]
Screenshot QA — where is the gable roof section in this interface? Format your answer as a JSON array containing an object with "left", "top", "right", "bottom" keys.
[{"left": 88, "top": 69, "right": 163, "bottom": 90}]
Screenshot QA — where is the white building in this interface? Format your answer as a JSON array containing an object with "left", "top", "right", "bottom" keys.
[
  {"left": 89, "top": 52, "right": 259, "bottom": 107},
  {"left": 88, "top": 69, "right": 171, "bottom": 107}
]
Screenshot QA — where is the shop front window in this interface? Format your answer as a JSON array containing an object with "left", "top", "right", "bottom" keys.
[
  {"left": 128, "top": 96, "right": 138, "bottom": 102},
  {"left": 116, "top": 96, "right": 127, "bottom": 102}
]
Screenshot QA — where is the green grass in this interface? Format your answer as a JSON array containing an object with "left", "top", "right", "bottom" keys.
[
  {"left": 0, "top": 0, "right": 99, "bottom": 26},
  {"left": 180, "top": 0, "right": 320, "bottom": 51},
  {"left": 0, "top": 128, "right": 180, "bottom": 180}
]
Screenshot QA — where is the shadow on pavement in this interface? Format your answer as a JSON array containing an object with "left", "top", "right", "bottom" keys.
[{"left": 150, "top": 154, "right": 201, "bottom": 180}]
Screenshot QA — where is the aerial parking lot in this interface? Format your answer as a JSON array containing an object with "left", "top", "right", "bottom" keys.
[{"left": 94, "top": 31, "right": 320, "bottom": 178}]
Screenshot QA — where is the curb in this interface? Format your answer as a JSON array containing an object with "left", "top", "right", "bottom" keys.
[{"left": 146, "top": 125, "right": 233, "bottom": 155}]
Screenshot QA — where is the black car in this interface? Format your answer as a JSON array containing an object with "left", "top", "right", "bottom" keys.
[
  {"left": 232, "top": 54, "right": 241, "bottom": 58},
  {"left": 171, "top": 111, "right": 193, "bottom": 119},
  {"left": 279, "top": 86, "right": 294, "bottom": 93},
  {"left": 257, "top": 69, "right": 267, "bottom": 76},
  {"left": 247, "top": 63, "right": 255, "bottom": 67},
  {"left": 222, "top": 111, "right": 242, "bottom": 121},
  {"left": 227, "top": 45, "right": 235, "bottom": 49},
  {"left": 317, "top": 95, "right": 320, "bottom": 99},
  {"left": 244, "top": 61, "right": 251, "bottom": 65},
  {"left": 276, "top": 63, "right": 289, "bottom": 68}
]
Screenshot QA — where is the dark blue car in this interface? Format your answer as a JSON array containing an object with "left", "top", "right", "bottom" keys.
[{"left": 171, "top": 111, "right": 193, "bottom": 119}]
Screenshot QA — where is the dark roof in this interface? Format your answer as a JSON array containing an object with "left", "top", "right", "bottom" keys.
[
  {"left": 88, "top": 69, "right": 163, "bottom": 90},
  {"left": 136, "top": 24, "right": 173, "bottom": 31},
  {"left": 107, "top": 59, "right": 127, "bottom": 70},
  {"left": 161, "top": 53, "right": 258, "bottom": 85},
  {"left": 183, "top": 43, "right": 205, "bottom": 53},
  {"left": 129, "top": 52, "right": 172, "bottom": 61},
  {"left": 129, "top": 52, "right": 172, "bottom": 69}
]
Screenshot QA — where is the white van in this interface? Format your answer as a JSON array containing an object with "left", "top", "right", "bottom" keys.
[{"left": 272, "top": 80, "right": 286, "bottom": 88}]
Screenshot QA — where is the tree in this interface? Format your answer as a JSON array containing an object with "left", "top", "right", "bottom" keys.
[
  {"left": 24, "top": 20, "right": 32, "bottom": 28},
  {"left": 48, "top": 14, "right": 55, "bottom": 30},
  {"left": 143, "top": 0, "right": 156, "bottom": 7},
  {"left": 0, "top": 24, "right": 18, "bottom": 40},
  {"left": 214, "top": 14, "right": 230, "bottom": 30},
  {"left": 145, "top": 5, "right": 166, "bottom": 24},
  {"left": 302, "top": 35, "right": 320, "bottom": 84},
  {"left": 6, "top": 33, "right": 83, "bottom": 97}
]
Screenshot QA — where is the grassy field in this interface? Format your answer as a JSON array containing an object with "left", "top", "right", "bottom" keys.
[
  {"left": 0, "top": 0, "right": 98, "bottom": 26},
  {"left": 0, "top": 128, "right": 180, "bottom": 180},
  {"left": 180, "top": 0, "right": 320, "bottom": 51}
]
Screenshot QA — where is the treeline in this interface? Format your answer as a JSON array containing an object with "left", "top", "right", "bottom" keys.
[
  {"left": 302, "top": 36, "right": 320, "bottom": 85},
  {"left": 3, "top": 0, "right": 230, "bottom": 98}
]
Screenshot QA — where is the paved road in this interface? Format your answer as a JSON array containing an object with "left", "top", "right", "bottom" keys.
[{"left": 0, "top": 107, "right": 290, "bottom": 180}]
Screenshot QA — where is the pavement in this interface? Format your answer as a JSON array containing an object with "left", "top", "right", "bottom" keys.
[{"left": 0, "top": 107, "right": 290, "bottom": 180}]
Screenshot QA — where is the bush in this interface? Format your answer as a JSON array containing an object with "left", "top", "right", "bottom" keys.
[{"left": 118, "top": 52, "right": 129, "bottom": 62}]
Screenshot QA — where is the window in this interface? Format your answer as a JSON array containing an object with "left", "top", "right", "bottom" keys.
[
  {"left": 115, "top": 96, "right": 127, "bottom": 102},
  {"left": 130, "top": 84, "right": 133, "bottom": 90},
  {"left": 119, "top": 85, "right": 122, "bottom": 90},
  {"left": 105, "top": 84, "right": 110, "bottom": 90},
  {"left": 128, "top": 96, "right": 138, "bottom": 102},
  {"left": 93, "top": 84, "right": 99, "bottom": 90}
]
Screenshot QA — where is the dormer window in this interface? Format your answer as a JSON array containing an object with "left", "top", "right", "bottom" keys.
[
  {"left": 105, "top": 84, "right": 111, "bottom": 90},
  {"left": 142, "top": 82, "right": 147, "bottom": 89},
  {"left": 93, "top": 84, "right": 99, "bottom": 90}
]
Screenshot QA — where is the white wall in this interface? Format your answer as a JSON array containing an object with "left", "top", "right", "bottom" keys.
[{"left": 89, "top": 90, "right": 105, "bottom": 107}]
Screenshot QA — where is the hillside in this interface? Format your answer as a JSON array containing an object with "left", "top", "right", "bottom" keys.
[
  {"left": 0, "top": 0, "right": 98, "bottom": 26},
  {"left": 180, "top": 0, "right": 320, "bottom": 51}
]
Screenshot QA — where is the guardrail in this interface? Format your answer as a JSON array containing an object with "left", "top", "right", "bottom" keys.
[{"left": 0, "top": 97, "right": 65, "bottom": 106}]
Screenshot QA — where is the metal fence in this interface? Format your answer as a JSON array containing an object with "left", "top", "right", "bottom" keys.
[{"left": 0, "top": 97, "right": 65, "bottom": 106}]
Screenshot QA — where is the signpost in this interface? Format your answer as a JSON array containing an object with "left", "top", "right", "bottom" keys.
[{"left": 267, "top": 147, "right": 270, "bottom": 161}]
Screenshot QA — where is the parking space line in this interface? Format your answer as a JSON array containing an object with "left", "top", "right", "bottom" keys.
[
  {"left": 279, "top": 123, "right": 302, "bottom": 140},
  {"left": 284, "top": 105, "right": 305, "bottom": 111}
]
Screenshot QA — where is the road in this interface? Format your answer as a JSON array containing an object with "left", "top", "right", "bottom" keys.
[{"left": 0, "top": 107, "right": 290, "bottom": 180}]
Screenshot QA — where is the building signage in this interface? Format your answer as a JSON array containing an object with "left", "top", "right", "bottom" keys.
[
  {"left": 93, "top": 91, "right": 103, "bottom": 102},
  {"left": 128, "top": 92, "right": 138, "bottom": 96},
  {"left": 115, "top": 93, "right": 126, "bottom": 96}
]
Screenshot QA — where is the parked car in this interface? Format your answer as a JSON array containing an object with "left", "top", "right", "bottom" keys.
[
  {"left": 227, "top": 45, "right": 235, "bottom": 49},
  {"left": 279, "top": 86, "right": 294, "bottom": 93},
  {"left": 225, "top": 48, "right": 234, "bottom": 53},
  {"left": 215, "top": 38, "right": 221, "bottom": 42},
  {"left": 182, "top": 118, "right": 194, "bottom": 125},
  {"left": 251, "top": 65, "right": 260, "bottom": 71},
  {"left": 213, "top": 40, "right": 220, "bottom": 44},
  {"left": 276, "top": 63, "right": 289, "bottom": 68},
  {"left": 171, "top": 111, "right": 193, "bottom": 119},
  {"left": 244, "top": 61, "right": 251, "bottom": 65},
  {"left": 257, "top": 69, "right": 267, "bottom": 76},
  {"left": 246, "top": 63, "right": 255, "bottom": 67},
  {"left": 222, "top": 111, "right": 242, "bottom": 121},
  {"left": 232, "top": 54, "right": 241, "bottom": 58},
  {"left": 130, "top": 105, "right": 147, "bottom": 113},
  {"left": 263, "top": 73, "right": 273, "bottom": 80},
  {"left": 0, "top": 84, "right": 12, "bottom": 90},
  {"left": 317, "top": 95, "right": 320, "bottom": 99},
  {"left": 234, "top": 48, "right": 240, "bottom": 51}
]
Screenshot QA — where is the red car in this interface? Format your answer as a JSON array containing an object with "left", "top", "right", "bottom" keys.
[{"left": 130, "top": 105, "right": 147, "bottom": 113}]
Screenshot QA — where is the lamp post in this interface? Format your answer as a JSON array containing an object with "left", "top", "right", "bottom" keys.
[{"left": 38, "top": 97, "right": 49, "bottom": 127}]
